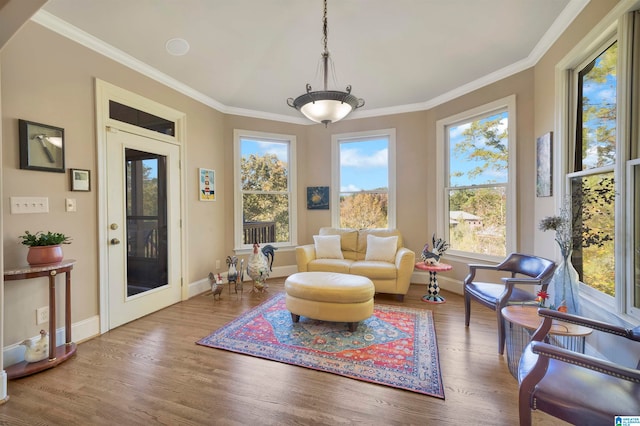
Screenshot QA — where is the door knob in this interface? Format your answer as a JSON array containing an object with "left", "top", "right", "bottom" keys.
[
  {"left": 110, "top": 223, "right": 119, "bottom": 230},
  {"left": 110, "top": 238, "right": 121, "bottom": 245}
]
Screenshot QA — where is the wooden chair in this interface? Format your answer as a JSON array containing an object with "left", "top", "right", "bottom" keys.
[
  {"left": 518, "top": 308, "right": 640, "bottom": 425},
  {"left": 463, "top": 253, "right": 556, "bottom": 354}
]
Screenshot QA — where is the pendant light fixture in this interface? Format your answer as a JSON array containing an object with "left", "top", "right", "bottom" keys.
[{"left": 287, "top": 0, "right": 364, "bottom": 125}]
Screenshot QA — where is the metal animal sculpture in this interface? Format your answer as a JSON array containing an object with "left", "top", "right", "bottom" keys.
[
  {"left": 247, "top": 243, "right": 278, "bottom": 292},
  {"left": 208, "top": 272, "right": 224, "bottom": 300},
  {"left": 421, "top": 233, "right": 450, "bottom": 265}
]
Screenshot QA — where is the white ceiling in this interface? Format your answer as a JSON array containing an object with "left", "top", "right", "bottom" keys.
[{"left": 37, "top": 0, "right": 587, "bottom": 124}]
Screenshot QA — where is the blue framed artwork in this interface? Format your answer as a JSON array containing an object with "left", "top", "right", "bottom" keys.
[{"left": 307, "top": 186, "right": 329, "bottom": 210}]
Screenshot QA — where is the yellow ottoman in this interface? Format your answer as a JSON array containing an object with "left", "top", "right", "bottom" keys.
[{"left": 285, "top": 272, "right": 375, "bottom": 331}]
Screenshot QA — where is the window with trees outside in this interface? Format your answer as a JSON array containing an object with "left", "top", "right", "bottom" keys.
[
  {"left": 233, "top": 130, "right": 297, "bottom": 250},
  {"left": 331, "top": 129, "right": 396, "bottom": 229},
  {"left": 568, "top": 39, "right": 617, "bottom": 300},
  {"left": 436, "top": 95, "right": 516, "bottom": 261},
  {"left": 559, "top": 9, "right": 640, "bottom": 322}
]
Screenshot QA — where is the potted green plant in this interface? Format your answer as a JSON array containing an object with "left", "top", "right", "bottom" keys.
[{"left": 19, "top": 231, "right": 71, "bottom": 265}]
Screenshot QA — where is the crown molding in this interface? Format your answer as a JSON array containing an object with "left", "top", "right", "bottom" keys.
[{"left": 32, "top": 1, "right": 589, "bottom": 124}]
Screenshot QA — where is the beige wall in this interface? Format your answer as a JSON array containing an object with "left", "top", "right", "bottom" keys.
[
  {"left": 1, "top": 22, "right": 227, "bottom": 344},
  {"left": 533, "top": 0, "right": 620, "bottom": 255},
  {"left": 0, "top": 0, "right": 623, "bottom": 347}
]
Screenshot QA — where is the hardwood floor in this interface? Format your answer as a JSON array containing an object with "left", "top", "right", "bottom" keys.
[{"left": 0, "top": 279, "right": 566, "bottom": 425}]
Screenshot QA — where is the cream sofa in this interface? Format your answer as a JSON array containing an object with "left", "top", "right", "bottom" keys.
[{"left": 295, "top": 227, "right": 416, "bottom": 300}]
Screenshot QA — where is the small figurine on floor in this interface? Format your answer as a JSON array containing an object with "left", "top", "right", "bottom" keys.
[
  {"left": 208, "top": 272, "right": 224, "bottom": 300},
  {"left": 20, "top": 329, "right": 48, "bottom": 363},
  {"left": 421, "top": 233, "right": 450, "bottom": 265}
]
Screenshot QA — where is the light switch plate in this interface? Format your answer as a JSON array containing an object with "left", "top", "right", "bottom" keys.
[
  {"left": 10, "top": 197, "right": 49, "bottom": 214},
  {"left": 65, "top": 198, "right": 77, "bottom": 212}
]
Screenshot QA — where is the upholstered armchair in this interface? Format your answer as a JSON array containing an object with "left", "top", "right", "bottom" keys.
[
  {"left": 518, "top": 308, "right": 640, "bottom": 426},
  {"left": 463, "top": 253, "right": 556, "bottom": 354}
]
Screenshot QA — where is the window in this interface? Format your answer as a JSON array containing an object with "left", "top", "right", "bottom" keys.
[
  {"left": 233, "top": 130, "right": 297, "bottom": 250},
  {"left": 558, "top": 10, "right": 640, "bottom": 322},
  {"left": 331, "top": 129, "right": 396, "bottom": 229},
  {"left": 567, "top": 39, "right": 618, "bottom": 300},
  {"left": 436, "top": 95, "right": 516, "bottom": 261}
]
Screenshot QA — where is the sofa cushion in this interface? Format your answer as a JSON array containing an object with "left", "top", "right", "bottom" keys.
[
  {"left": 307, "top": 259, "right": 354, "bottom": 274},
  {"left": 350, "top": 260, "right": 398, "bottom": 279},
  {"left": 313, "top": 235, "right": 344, "bottom": 259},
  {"left": 364, "top": 234, "right": 398, "bottom": 262},
  {"left": 319, "top": 227, "right": 359, "bottom": 260},
  {"left": 357, "top": 228, "right": 403, "bottom": 252}
]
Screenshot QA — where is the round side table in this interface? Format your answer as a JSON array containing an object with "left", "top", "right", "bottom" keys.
[
  {"left": 415, "top": 262, "right": 452, "bottom": 303},
  {"left": 501, "top": 305, "right": 592, "bottom": 379}
]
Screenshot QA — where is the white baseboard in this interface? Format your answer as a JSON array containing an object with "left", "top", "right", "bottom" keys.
[{"left": 2, "top": 315, "right": 100, "bottom": 368}]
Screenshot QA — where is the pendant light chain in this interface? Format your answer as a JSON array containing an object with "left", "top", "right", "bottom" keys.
[{"left": 322, "top": 0, "right": 329, "bottom": 91}]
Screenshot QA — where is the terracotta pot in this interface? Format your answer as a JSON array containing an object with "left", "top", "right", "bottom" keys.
[{"left": 27, "top": 245, "right": 64, "bottom": 265}]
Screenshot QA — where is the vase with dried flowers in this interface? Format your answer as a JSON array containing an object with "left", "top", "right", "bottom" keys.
[{"left": 539, "top": 204, "right": 581, "bottom": 314}]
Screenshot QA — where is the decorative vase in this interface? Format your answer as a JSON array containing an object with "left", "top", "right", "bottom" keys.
[
  {"left": 552, "top": 250, "right": 581, "bottom": 315},
  {"left": 27, "top": 245, "right": 63, "bottom": 265}
]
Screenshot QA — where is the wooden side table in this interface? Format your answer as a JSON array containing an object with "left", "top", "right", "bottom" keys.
[
  {"left": 4, "top": 259, "right": 77, "bottom": 379},
  {"left": 414, "top": 262, "right": 452, "bottom": 304},
  {"left": 501, "top": 305, "right": 592, "bottom": 379}
]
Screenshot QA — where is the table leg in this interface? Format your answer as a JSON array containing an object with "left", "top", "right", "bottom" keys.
[
  {"left": 422, "top": 271, "right": 446, "bottom": 303},
  {"left": 48, "top": 271, "right": 57, "bottom": 360},
  {"left": 65, "top": 270, "right": 72, "bottom": 345}
]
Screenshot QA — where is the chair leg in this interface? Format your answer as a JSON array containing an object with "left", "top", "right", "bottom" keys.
[
  {"left": 497, "top": 310, "right": 505, "bottom": 355},
  {"left": 518, "top": 388, "right": 533, "bottom": 426},
  {"left": 464, "top": 293, "right": 471, "bottom": 326}
]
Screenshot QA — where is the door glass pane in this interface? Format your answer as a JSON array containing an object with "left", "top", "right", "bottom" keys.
[{"left": 125, "top": 149, "right": 168, "bottom": 296}]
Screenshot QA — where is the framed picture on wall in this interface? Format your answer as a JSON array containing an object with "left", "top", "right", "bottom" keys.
[
  {"left": 70, "top": 168, "right": 90, "bottom": 191},
  {"left": 19, "top": 119, "right": 65, "bottom": 173},
  {"left": 199, "top": 168, "right": 216, "bottom": 201},
  {"left": 536, "top": 132, "right": 553, "bottom": 197},
  {"left": 307, "top": 186, "right": 329, "bottom": 209}
]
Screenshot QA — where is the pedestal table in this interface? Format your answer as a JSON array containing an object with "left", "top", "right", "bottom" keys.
[{"left": 415, "top": 262, "right": 452, "bottom": 303}]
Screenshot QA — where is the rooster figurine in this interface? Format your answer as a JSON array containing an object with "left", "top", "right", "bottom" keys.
[
  {"left": 226, "top": 255, "right": 244, "bottom": 296},
  {"left": 421, "top": 233, "right": 450, "bottom": 265},
  {"left": 247, "top": 243, "right": 277, "bottom": 292},
  {"left": 208, "top": 272, "right": 224, "bottom": 300},
  {"left": 20, "top": 329, "right": 49, "bottom": 363}
]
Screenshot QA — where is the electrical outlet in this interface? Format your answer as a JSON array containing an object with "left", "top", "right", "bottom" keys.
[
  {"left": 36, "top": 306, "right": 49, "bottom": 325},
  {"left": 216, "top": 259, "right": 221, "bottom": 269}
]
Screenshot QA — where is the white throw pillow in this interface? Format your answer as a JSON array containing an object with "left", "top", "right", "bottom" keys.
[
  {"left": 313, "top": 235, "right": 344, "bottom": 259},
  {"left": 365, "top": 234, "right": 398, "bottom": 262}
]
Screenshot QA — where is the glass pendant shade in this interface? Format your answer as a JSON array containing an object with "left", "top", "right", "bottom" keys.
[
  {"left": 291, "top": 91, "right": 362, "bottom": 125},
  {"left": 287, "top": 0, "right": 364, "bottom": 125}
]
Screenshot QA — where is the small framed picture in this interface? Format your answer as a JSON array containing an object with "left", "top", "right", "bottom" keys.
[
  {"left": 307, "top": 186, "right": 329, "bottom": 209},
  {"left": 19, "top": 119, "right": 65, "bottom": 173},
  {"left": 70, "top": 168, "right": 90, "bottom": 191},
  {"left": 199, "top": 168, "right": 216, "bottom": 201},
  {"left": 536, "top": 132, "right": 553, "bottom": 197}
]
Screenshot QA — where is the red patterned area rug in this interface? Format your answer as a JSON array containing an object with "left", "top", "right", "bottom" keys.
[{"left": 197, "top": 292, "right": 444, "bottom": 399}]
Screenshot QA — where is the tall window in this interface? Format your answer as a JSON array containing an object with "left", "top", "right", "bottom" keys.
[
  {"left": 233, "top": 130, "right": 297, "bottom": 250},
  {"left": 569, "top": 40, "right": 617, "bottom": 298},
  {"left": 437, "top": 96, "right": 516, "bottom": 260},
  {"left": 331, "top": 129, "right": 396, "bottom": 229},
  {"left": 559, "top": 9, "right": 640, "bottom": 321}
]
